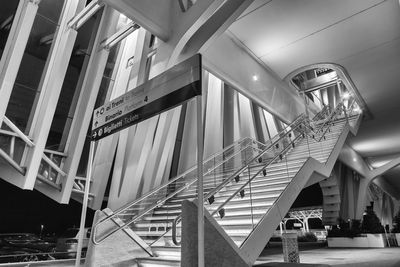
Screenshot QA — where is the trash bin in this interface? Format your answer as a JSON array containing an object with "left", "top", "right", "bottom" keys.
[{"left": 282, "top": 232, "right": 299, "bottom": 263}]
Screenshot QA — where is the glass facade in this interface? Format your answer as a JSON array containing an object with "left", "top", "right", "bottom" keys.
[
  {"left": 5, "top": 0, "right": 65, "bottom": 133},
  {"left": 0, "top": 1, "right": 20, "bottom": 59}
]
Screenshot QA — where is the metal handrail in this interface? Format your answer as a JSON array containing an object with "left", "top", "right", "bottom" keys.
[
  {"left": 92, "top": 137, "right": 258, "bottom": 244},
  {"left": 210, "top": 131, "right": 305, "bottom": 218},
  {"left": 317, "top": 102, "right": 345, "bottom": 142},
  {"left": 93, "top": 113, "right": 306, "bottom": 245},
  {"left": 170, "top": 105, "right": 341, "bottom": 245},
  {"left": 236, "top": 102, "right": 346, "bottom": 248},
  {"left": 98, "top": 136, "right": 248, "bottom": 214},
  {"left": 170, "top": 116, "right": 311, "bottom": 245}
]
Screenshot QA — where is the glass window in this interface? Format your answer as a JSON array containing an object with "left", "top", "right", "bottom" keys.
[
  {"left": 263, "top": 110, "right": 278, "bottom": 138},
  {"left": 0, "top": 1, "right": 20, "bottom": 59},
  {"left": 5, "top": 0, "right": 65, "bottom": 133},
  {"left": 45, "top": 11, "right": 100, "bottom": 151}
]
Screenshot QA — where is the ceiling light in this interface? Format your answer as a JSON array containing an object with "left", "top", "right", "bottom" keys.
[
  {"left": 342, "top": 92, "right": 350, "bottom": 100},
  {"left": 252, "top": 75, "right": 258, "bottom": 81},
  {"left": 39, "top": 34, "right": 54, "bottom": 46}
]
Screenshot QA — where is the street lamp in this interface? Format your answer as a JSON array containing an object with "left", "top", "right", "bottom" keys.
[{"left": 40, "top": 224, "right": 44, "bottom": 239}]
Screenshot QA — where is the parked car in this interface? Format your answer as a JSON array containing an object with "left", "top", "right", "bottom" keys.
[
  {"left": 2, "top": 233, "right": 56, "bottom": 253},
  {"left": 54, "top": 228, "right": 91, "bottom": 259},
  {"left": 0, "top": 234, "right": 55, "bottom": 264}
]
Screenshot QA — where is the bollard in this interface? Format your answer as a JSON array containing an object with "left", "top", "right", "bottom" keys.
[{"left": 282, "top": 232, "right": 300, "bottom": 263}]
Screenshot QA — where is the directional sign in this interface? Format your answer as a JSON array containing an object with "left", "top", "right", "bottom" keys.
[{"left": 91, "top": 54, "right": 202, "bottom": 141}]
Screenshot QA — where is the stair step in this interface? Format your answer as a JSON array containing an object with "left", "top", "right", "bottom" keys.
[
  {"left": 152, "top": 246, "right": 181, "bottom": 257},
  {"left": 102, "top": 114, "right": 351, "bottom": 267},
  {"left": 137, "top": 257, "right": 181, "bottom": 267}
]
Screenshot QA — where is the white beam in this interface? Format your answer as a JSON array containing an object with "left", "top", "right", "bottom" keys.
[
  {"left": 67, "top": 0, "right": 103, "bottom": 30},
  {"left": 0, "top": 0, "right": 39, "bottom": 127},
  {"left": 61, "top": 6, "right": 119, "bottom": 204},
  {"left": 25, "top": 0, "right": 86, "bottom": 193}
]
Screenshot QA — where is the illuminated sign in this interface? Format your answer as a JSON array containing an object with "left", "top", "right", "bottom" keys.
[{"left": 91, "top": 54, "right": 202, "bottom": 141}]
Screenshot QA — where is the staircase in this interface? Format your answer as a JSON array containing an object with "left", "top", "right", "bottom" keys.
[
  {"left": 90, "top": 103, "right": 361, "bottom": 266},
  {"left": 320, "top": 175, "right": 341, "bottom": 225}
]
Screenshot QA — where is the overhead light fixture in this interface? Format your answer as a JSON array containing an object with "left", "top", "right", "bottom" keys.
[
  {"left": 342, "top": 92, "right": 350, "bottom": 100},
  {"left": 39, "top": 34, "right": 54, "bottom": 46},
  {"left": 252, "top": 75, "right": 258, "bottom": 81},
  {"left": 0, "top": 15, "right": 14, "bottom": 30}
]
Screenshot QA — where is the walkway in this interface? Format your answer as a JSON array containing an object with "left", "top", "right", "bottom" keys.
[{"left": 255, "top": 246, "right": 400, "bottom": 267}]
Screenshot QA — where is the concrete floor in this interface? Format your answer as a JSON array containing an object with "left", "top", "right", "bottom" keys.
[
  {"left": 3, "top": 246, "right": 400, "bottom": 266},
  {"left": 255, "top": 247, "right": 400, "bottom": 267}
]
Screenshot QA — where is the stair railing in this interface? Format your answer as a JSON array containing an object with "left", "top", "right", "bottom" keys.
[
  {"left": 170, "top": 104, "right": 341, "bottom": 245},
  {"left": 92, "top": 137, "right": 263, "bottom": 244},
  {"left": 169, "top": 114, "right": 312, "bottom": 244},
  {"left": 91, "top": 106, "right": 331, "bottom": 245},
  {"left": 216, "top": 101, "right": 347, "bottom": 248}
]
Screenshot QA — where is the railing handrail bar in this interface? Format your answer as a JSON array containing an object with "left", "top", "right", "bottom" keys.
[
  {"left": 317, "top": 103, "right": 344, "bottom": 142},
  {"left": 314, "top": 102, "right": 342, "bottom": 134},
  {"left": 210, "top": 132, "right": 304, "bottom": 217},
  {"left": 93, "top": 114, "right": 306, "bottom": 239},
  {"left": 237, "top": 102, "right": 345, "bottom": 248},
  {"left": 93, "top": 114, "right": 305, "bottom": 244},
  {"left": 212, "top": 101, "right": 341, "bottom": 213},
  {"left": 169, "top": 117, "right": 313, "bottom": 243},
  {"left": 3, "top": 117, "right": 34, "bottom": 147},
  {"left": 92, "top": 141, "right": 258, "bottom": 244},
  {"left": 97, "top": 137, "right": 249, "bottom": 215},
  {"left": 157, "top": 115, "right": 310, "bottom": 245},
  {"left": 204, "top": 123, "right": 304, "bottom": 200},
  {"left": 170, "top": 120, "right": 311, "bottom": 245},
  {"left": 171, "top": 105, "right": 340, "bottom": 244}
]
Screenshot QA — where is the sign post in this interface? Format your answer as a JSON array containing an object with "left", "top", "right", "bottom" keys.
[
  {"left": 80, "top": 54, "right": 203, "bottom": 265},
  {"left": 196, "top": 94, "right": 204, "bottom": 267},
  {"left": 75, "top": 138, "right": 94, "bottom": 267}
]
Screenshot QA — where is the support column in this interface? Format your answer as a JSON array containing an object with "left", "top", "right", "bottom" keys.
[
  {"left": 60, "top": 6, "right": 119, "bottom": 203},
  {"left": 355, "top": 178, "right": 370, "bottom": 220},
  {"left": 0, "top": 0, "right": 39, "bottom": 126},
  {"left": 24, "top": 0, "right": 86, "bottom": 191}
]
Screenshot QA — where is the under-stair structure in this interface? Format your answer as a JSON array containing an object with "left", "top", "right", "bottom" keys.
[
  {"left": 320, "top": 174, "right": 341, "bottom": 225},
  {"left": 90, "top": 102, "right": 362, "bottom": 266}
]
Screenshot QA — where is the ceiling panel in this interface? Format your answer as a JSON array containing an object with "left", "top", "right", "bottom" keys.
[
  {"left": 337, "top": 38, "right": 400, "bottom": 116},
  {"left": 227, "top": 0, "right": 400, "bottom": 197},
  {"left": 257, "top": 0, "right": 400, "bottom": 78},
  {"left": 229, "top": 0, "right": 384, "bottom": 58},
  {"left": 236, "top": 0, "right": 272, "bottom": 21}
]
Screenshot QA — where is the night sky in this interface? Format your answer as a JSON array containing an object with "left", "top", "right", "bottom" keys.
[
  {"left": 0, "top": 179, "right": 94, "bottom": 235},
  {"left": 0, "top": 176, "right": 322, "bottom": 235}
]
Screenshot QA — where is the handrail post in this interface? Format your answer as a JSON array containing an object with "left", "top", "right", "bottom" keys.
[
  {"left": 196, "top": 95, "right": 204, "bottom": 267},
  {"left": 75, "top": 139, "right": 94, "bottom": 267}
]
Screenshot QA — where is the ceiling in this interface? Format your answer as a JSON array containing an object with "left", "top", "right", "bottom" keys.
[{"left": 228, "top": 0, "right": 400, "bottom": 194}]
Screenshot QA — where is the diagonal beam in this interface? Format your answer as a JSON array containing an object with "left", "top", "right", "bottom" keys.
[{"left": 368, "top": 156, "right": 400, "bottom": 180}]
